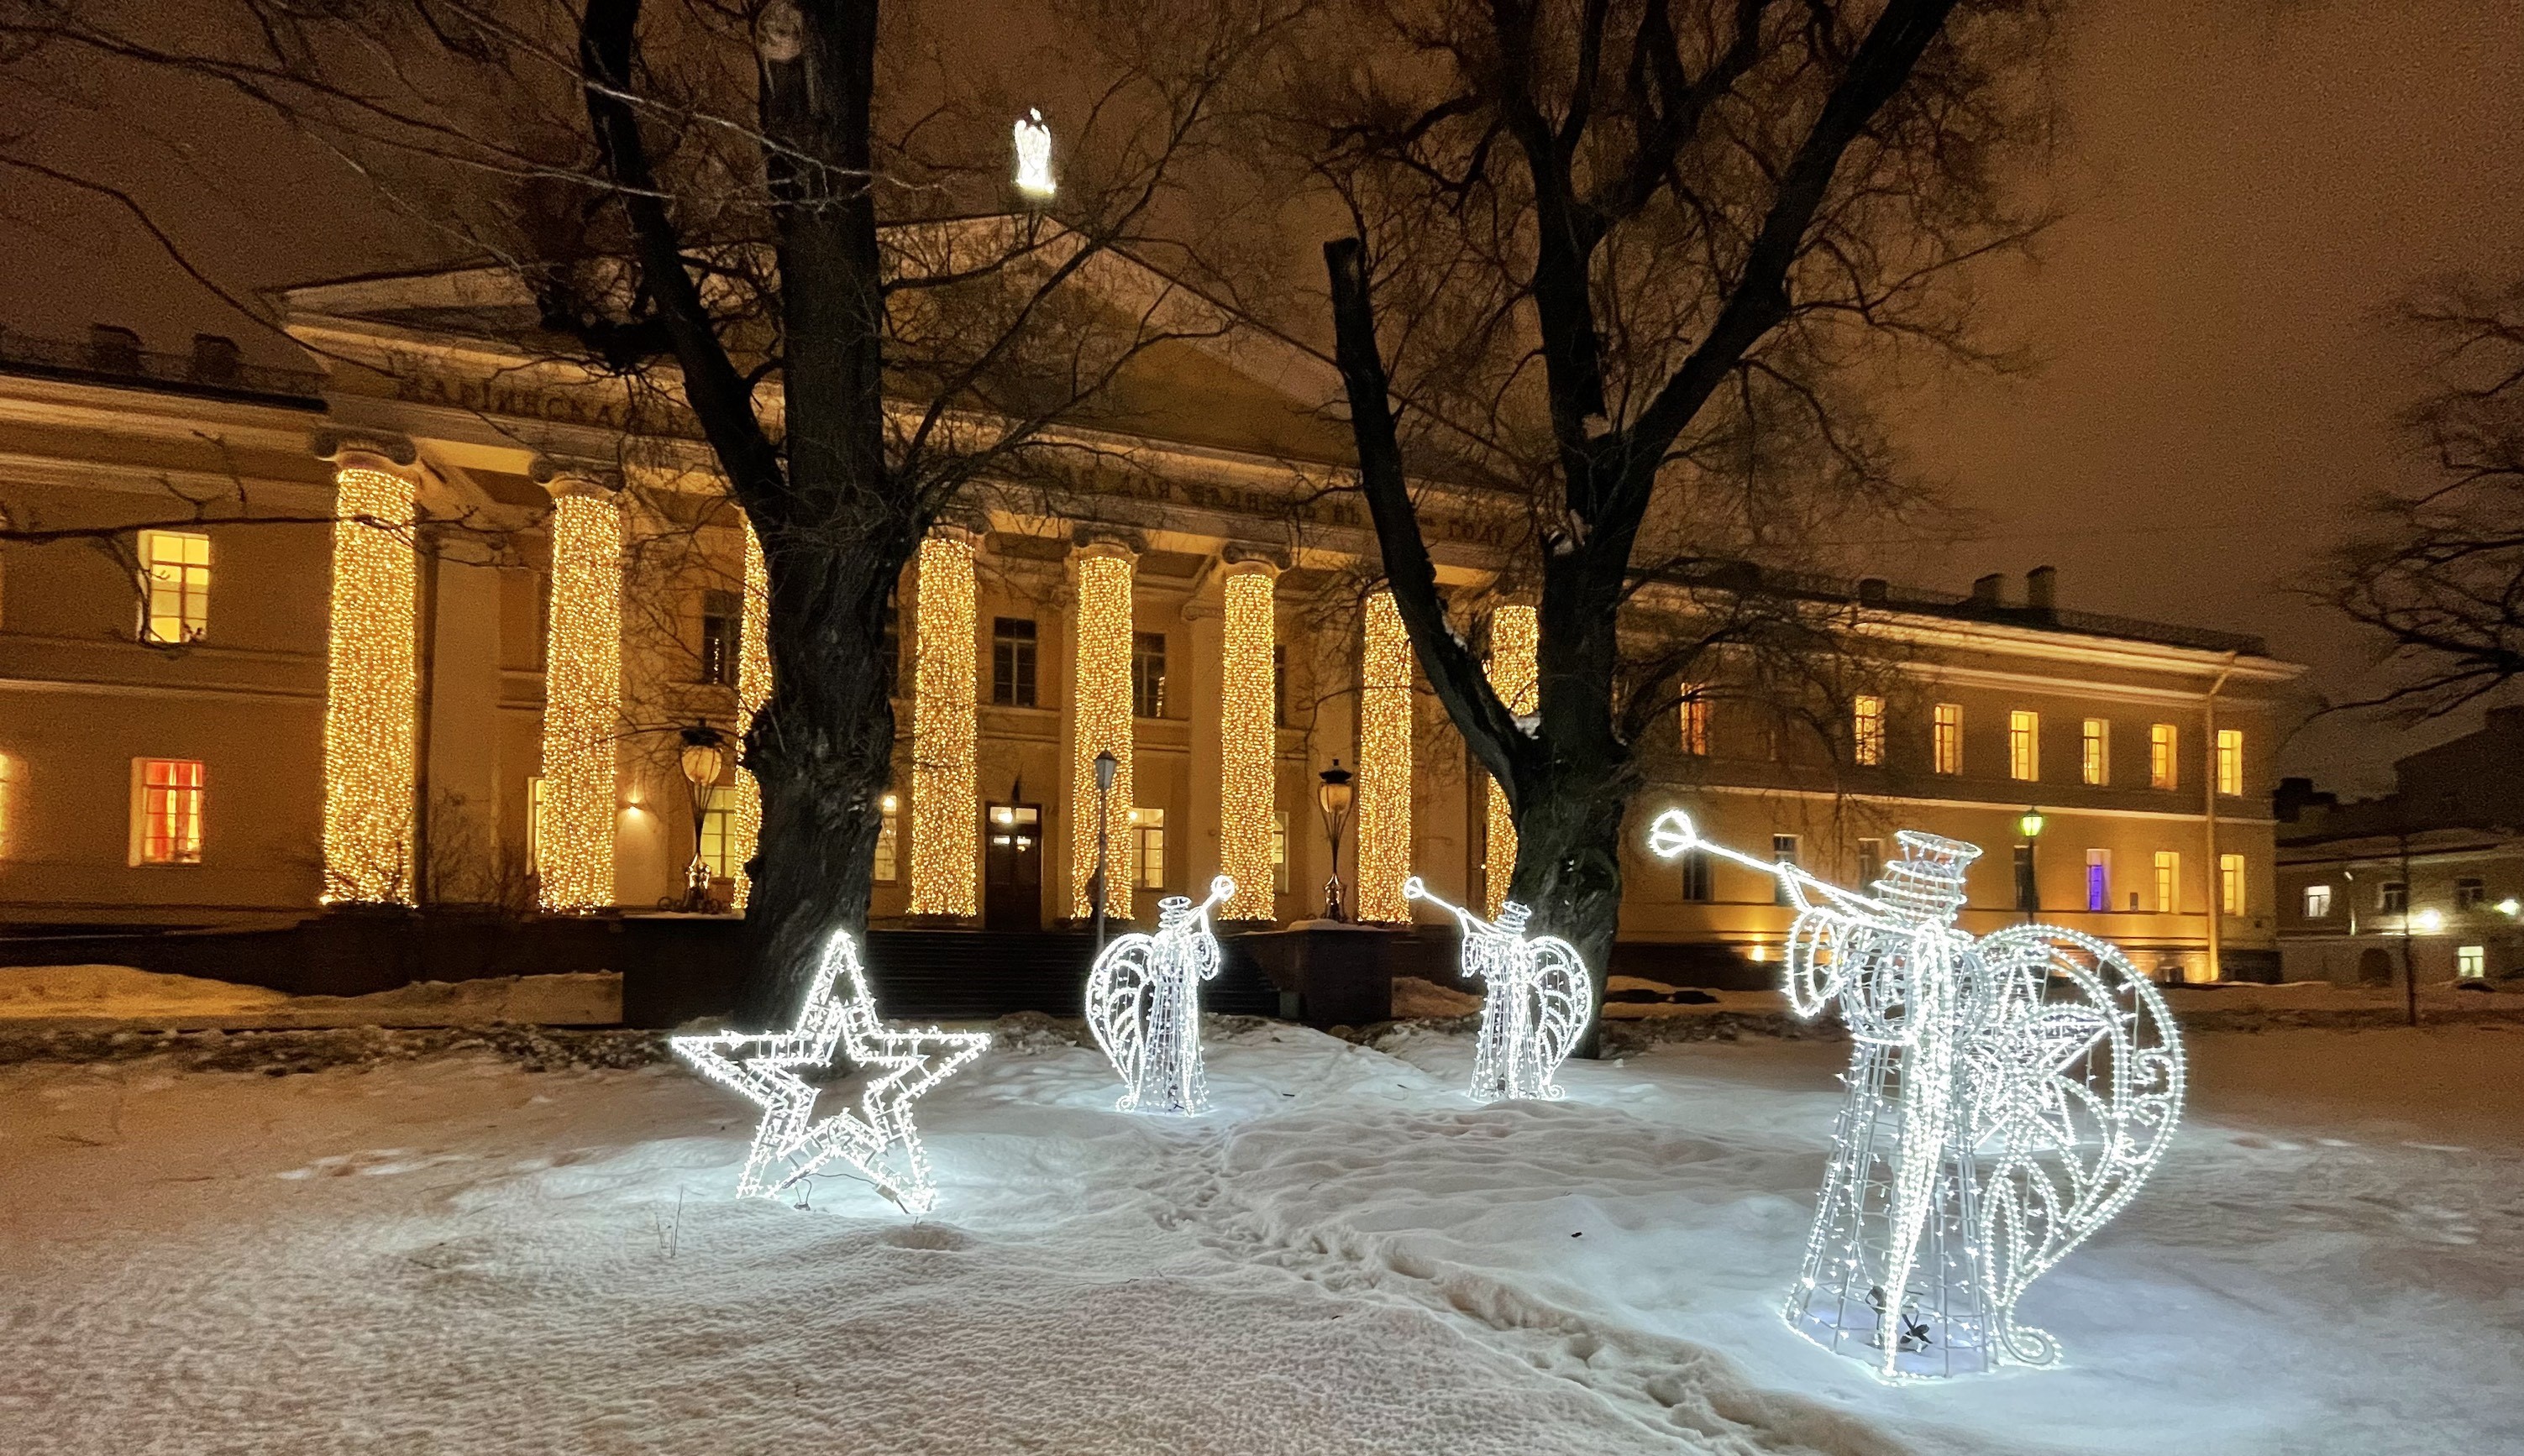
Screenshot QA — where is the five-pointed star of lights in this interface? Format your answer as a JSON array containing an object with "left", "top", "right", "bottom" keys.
[
  {"left": 672, "top": 931, "right": 989, "bottom": 1214},
  {"left": 1963, "top": 996, "right": 2118, "bottom": 1155}
]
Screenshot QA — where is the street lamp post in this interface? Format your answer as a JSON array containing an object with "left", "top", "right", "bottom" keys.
[
  {"left": 2018, "top": 805, "right": 2046, "bottom": 924},
  {"left": 1316, "top": 760, "right": 1354, "bottom": 922},
  {"left": 1091, "top": 748, "right": 1118, "bottom": 950},
  {"left": 679, "top": 725, "right": 728, "bottom": 914}
]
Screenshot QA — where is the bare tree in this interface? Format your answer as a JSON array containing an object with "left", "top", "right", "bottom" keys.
[
  {"left": 3, "top": 0, "right": 1293, "bottom": 1021},
  {"left": 2319, "top": 275, "right": 2524, "bottom": 718},
  {"left": 1282, "top": 0, "right": 2055, "bottom": 1008}
]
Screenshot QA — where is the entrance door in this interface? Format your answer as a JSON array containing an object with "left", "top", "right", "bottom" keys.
[{"left": 984, "top": 802, "right": 1043, "bottom": 931}]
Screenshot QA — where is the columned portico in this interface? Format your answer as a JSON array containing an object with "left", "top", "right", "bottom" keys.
[
  {"left": 531, "top": 464, "right": 624, "bottom": 912},
  {"left": 1068, "top": 537, "right": 1137, "bottom": 918},
  {"left": 314, "top": 432, "right": 421, "bottom": 905}
]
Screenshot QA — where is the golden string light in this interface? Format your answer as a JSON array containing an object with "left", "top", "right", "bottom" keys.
[
  {"left": 538, "top": 491, "right": 622, "bottom": 911},
  {"left": 1483, "top": 605, "right": 1538, "bottom": 919},
  {"left": 908, "top": 532, "right": 979, "bottom": 916},
  {"left": 1217, "top": 565, "right": 1277, "bottom": 920},
  {"left": 320, "top": 460, "right": 419, "bottom": 904},
  {"left": 728, "top": 520, "right": 773, "bottom": 910},
  {"left": 1069, "top": 546, "right": 1136, "bottom": 919},
  {"left": 1356, "top": 589, "right": 1412, "bottom": 923}
]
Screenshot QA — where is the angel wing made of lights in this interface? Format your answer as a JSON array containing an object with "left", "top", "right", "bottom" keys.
[
  {"left": 1404, "top": 876, "right": 1597, "bottom": 1102},
  {"left": 1086, "top": 876, "right": 1234, "bottom": 1115}
]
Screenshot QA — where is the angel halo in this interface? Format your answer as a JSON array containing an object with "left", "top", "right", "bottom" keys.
[
  {"left": 1647, "top": 809, "right": 2184, "bottom": 1380},
  {"left": 1404, "top": 877, "right": 1597, "bottom": 1103},
  {"left": 1086, "top": 875, "right": 1235, "bottom": 1115}
]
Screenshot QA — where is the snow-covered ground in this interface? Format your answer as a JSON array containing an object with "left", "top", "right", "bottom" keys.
[
  {"left": 3, "top": 1019, "right": 2516, "bottom": 1454},
  {"left": 0, "top": 965, "right": 622, "bottom": 1029}
]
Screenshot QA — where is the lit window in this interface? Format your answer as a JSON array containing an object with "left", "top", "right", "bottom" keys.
[
  {"left": 992, "top": 617, "right": 1038, "bottom": 706},
  {"left": 1933, "top": 703, "right": 1962, "bottom": 774},
  {"left": 699, "top": 804, "right": 735, "bottom": 879},
  {"left": 138, "top": 529, "right": 211, "bottom": 644},
  {"left": 1131, "top": 806, "right": 1165, "bottom": 890},
  {"left": 2380, "top": 880, "right": 2407, "bottom": 914},
  {"left": 2081, "top": 719, "right": 2109, "bottom": 786},
  {"left": 1679, "top": 847, "right": 1713, "bottom": 902},
  {"left": 1131, "top": 631, "right": 1168, "bottom": 719},
  {"left": 698, "top": 589, "right": 741, "bottom": 686},
  {"left": 2086, "top": 848, "right": 2111, "bottom": 912},
  {"left": 874, "top": 793, "right": 900, "bottom": 882},
  {"left": 2153, "top": 851, "right": 2180, "bottom": 913},
  {"left": 131, "top": 757, "right": 204, "bottom": 865},
  {"left": 1270, "top": 810, "right": 1289, "bottom": 893},
  {"left": 1771, "top": 834, "right": 1799, "bottom": 906},
  {"left": 2219, "top": 852, "right": 2246, "bottom": 916},
  {"left": 1679, "top": 689, "right": 1710, "bottom": 757},
  {"left": 2458, "top": 945, "right": 2486, "bottom": 979},
  {"left": 1851, "top": 694, "right": 1885, "bottom": 767},
  {"left": 2302, "top": 883, "right": 2332, "bottom": 919},
  {"left": 2149, "top": 724, "right": 2178, "bottom": 790},
  {"left": 1856, "top": 836, "right": 1883, "bottom": 887},
  {"left": 526, "top": 775, "right": 546, "bottom": 874},
  {"left": 2456, "top": 877, "right": 2485, "bottom": 909},
  {"left": 2216, "top": 728, "right": 2243, "bottom": 797},
  {"left": 2007, "top": 710, "right": 2039, "bottom": 782}
]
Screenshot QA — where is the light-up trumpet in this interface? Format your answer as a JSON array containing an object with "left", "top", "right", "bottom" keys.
[
  {"left": 1646, "top": 809, "right": 2184, "bottom": 1379},
  {"left": 1087, "top": 875, "right": 1234, "bottom": 1115},
  {"left": 1404, "top": 877, "right": 1596, "bottom": 1102}
]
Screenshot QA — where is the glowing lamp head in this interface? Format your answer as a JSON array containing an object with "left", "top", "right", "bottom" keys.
[
  {"left": 2018, "top": 808, "right": 2047, "bottom": 839},
  {"left": 1093, "top": 747, "right": 1119, "bottom": 795},
  {"left": 1317, "top": 759, "right": 1354, "bottom": 831},
  {"left": 2500, "top": 898, "right": 2520, "bottom": 917},
  {"left": 1013, "top": 108, "right": 1055, "bottom": 198},
  {"left": 679, "top": 726, "right": 727, "bottom": 788},
  {"left": 2413, "top": 907, "right": 2445, "bottom": 933}
]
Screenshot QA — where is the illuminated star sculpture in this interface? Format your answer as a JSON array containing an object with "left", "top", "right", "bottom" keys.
[
  {"left": 1087, "top": 875, "right": 1233, "bottom": 1115},
  {"left": 1647, "top": 810, "right": 2184, "bottom": 1379},
  {"left": 1404, "top": 877, "right": 1596, "bottom": 1102},
  {"left": 1012, "top": 107, "right": 1055, "bottom": 198},
  {"left": 672, "top": 930, "right": 989, "bottom": 1215}
]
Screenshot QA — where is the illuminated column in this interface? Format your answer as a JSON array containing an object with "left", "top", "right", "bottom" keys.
[
  {"left": 1356, "top": 589, "right": 1413, "bottom": 923},
  {"left": 317, "top": 438, "right": 421, "bottom": 905},
  {"left": 728, "top": 518, "right": 773, "bottom": 909},
  {"left": 1217, "top": 559, "right": 1278, "bottom": 920},
  {"left": 1482, "top": 605, "right": 1539, "bottom": 918},
  {"left": 1068, "top": 541, "right": 1136, "bottom": 918},
  {"left": 907, "top": 530, "right": 979, "bottom": 917},
  {"left": 536, "top": 482, "right": 624, "bottom": 911}
]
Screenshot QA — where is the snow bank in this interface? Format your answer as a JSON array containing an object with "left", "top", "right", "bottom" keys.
[{"left": 0, "top": 964, "right": 622, "bottom": 1027}]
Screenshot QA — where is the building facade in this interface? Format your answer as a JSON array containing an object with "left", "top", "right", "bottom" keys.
[{"left": 0, "top": 259, "right": 2304, "bottom": 982}]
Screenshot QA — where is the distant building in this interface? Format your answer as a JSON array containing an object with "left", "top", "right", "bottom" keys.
[
  {"left": 0, "top": 244, "right": 2303, "bottom": 982},
  {"left": 2276, "top": 707, "right": 2524, "bottom": 983}
]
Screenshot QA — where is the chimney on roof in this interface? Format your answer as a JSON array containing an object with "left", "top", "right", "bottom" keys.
[
  {"left": 1970, "top": 573, "right": 2004, "bottom": 605},
  {"left": 190, "top": 333, "right": 240, "bottom": 385},
  {"left": 2026, "top": 564, "right": 2057, "bottom": 612},
  {"left": 1857, "top": 577, "right": 1889, "bottom": 606},
  {"left": 87, "top": 323, "right": 140, "bottom": 374}
]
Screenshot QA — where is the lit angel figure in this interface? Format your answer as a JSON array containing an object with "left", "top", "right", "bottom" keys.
[
  {"left": 1012, "top": 108, "right": 1055, "bottom": 198},
  {"left": 1647, "top": 809, "right": 2184, "bottom": 1379},
  {"left": 1087, "top": 875, "right": 1233, "bottom": 1115},
  {"left": 673, "top": 930, "right": 989, "bottom": 1215},
  {"left": 1404, "top": 877, "right": 1596, "bottom": 1103}
]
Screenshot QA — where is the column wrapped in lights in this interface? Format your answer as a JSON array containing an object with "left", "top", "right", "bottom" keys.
[
  {"left": 320, "top": 453, "right": 420, "bottom": 903},
  {"left": 1355, "top": 589, "right": 1413, "bottom": 923},
  {"left": 727, "top": 520, "right": 773, "bottom": 910},
  {"left": 907, "top": 532, "right": 979, "bottom": 916},
  {"left": 1068, "top": 543, "right": 1136, "bottom": 918},
  {"left": 537, "top": 488, "right": 623, "bottom": 911},
  {"left": 1482, "top": 605, "right": 1538, "bottom": 918},
  {"left": 1217, "top": 563, "right": 1277, "bottom": 919}
]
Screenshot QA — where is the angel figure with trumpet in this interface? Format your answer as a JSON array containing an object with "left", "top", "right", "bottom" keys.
[
  {"left": 1086, "top": 875, "right": 1235, "bottom": 1115},
  {"left": 1404, "top": 877, "right": 1597, "bottom": 1103}
]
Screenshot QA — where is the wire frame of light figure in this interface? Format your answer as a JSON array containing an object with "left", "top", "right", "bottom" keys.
[
  {"left": 1404, "top": 877, "right": 1595, "bottom": 1102},
  {"left": 908, "top": 533, "right": 979, "bottom": 916},
  {"left": 670, "top": 930, "right": 989, "bottom": 1214},
  {"left": 1355, "top": 590, "right": 1413, "bottom": 923},
  {"left": 1218, "top": 568, "right": 1277, "bottom": 919},
  {"left": 1012, "top": 108, "right": 1055, "bottom": 197},
  {"left": 722, "top": 521, "right": 774, "bottom": 910},
  {"left": 1482, "top": 605, "right": 1538, "bottom": 918},
  {"left": 320, "top": 461, "right": 419, "bottom": 904},
  {"left": 1086, "top": 875, "right": 1234, "bottom": 1114},
  {"left": 537, "top": 491, "right": 622, "bottom": 912},
  {"left": 1068, "top": 548, "right": 1136, "bottom": 918}
]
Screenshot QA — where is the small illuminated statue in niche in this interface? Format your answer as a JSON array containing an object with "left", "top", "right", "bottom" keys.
[
  {"left": 1647, "top": 810, "right": 2184, "bottom": 1379},
  {"left": 1012, "top": 108, "right": 1055, "bottom": 198},
  {"left": 1404, "top": 877, "right": 1596, "bottom": 1102},
  {"left": 672, "top": 930, "right": 989, "bottom": 1215},
  {"left": 1087, "top": 875, "right": 1234, "bottom": 1115}
]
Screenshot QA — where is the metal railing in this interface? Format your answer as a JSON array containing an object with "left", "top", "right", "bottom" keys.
[{"left": 0, "top": 327, "right": 326, "bottom": 405}]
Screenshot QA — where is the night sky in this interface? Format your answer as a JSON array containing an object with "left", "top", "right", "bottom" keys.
[{"left": 4, "top": 0, "right": 2517, "bottom": 795}]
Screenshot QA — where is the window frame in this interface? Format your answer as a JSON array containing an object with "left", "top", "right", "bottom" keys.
[
  {"left": 1932, "top": 703, "right": 1963, "bottom": 775},
  {"left": 1679, "top": 689, "right": 1711, "bottom": 757},
  {"left": 991, "top": 616, "right": 1039, "bottom": 707},
  {"left": 2007, "top": 709, "right": 2039, "bottom": 783},
  {"left": 2216, "top": 728, "right": 2244, "bottom": 797},
  {"left": 1851, "top": 694, "right": 1885, "bottom": 767},
  {"left": 2458, "top": 945, "right": 2487, "bottom": 979},
  {"left": 1771, "top": 834, "right": 1799, "bottom": 906},
  {"left": 1131, "top": 806, "right": 1166, "bottom": 891},
  {"left": 874, "top": 792, "right": 900, "bottom": 882},
  {"left": 2149, "top": 723, "right": 2179, "bottom": 790},
  {"left": 2218, "top": 852, "right": 2246, "bottom": 916},
  {"left": 1131, "top": 630, "right": 1168, "bottom": 719},
  {"left": 130, "top": 757, "right": 206, "bottom": 866},
  {"left": 2153, "top": 850, "right": 2180, "bottom": 914},
  {"left": 2081, "top": 718, "right": 2110, "bottom": 787},
  {"left": 2085, "top": 847, "right": 2111, "bottom": 913},
  {"left": 137, "top": 528, "right": 212, "bottom": 645},
  {"left": 696, "top": 589, "right": 742, "bottom": 687},
  {"left": 2302, "top": 883, "right": 2332, "bottom": 919}
]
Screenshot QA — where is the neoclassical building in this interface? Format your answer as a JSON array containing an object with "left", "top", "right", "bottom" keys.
[{"left": 0, "top": 254, "right": 2306, "bottom": 982}]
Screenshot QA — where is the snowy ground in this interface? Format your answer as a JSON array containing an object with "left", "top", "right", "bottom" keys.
[{"left": 2, "top": 1020, "right": 2517, "bottom": 1455}]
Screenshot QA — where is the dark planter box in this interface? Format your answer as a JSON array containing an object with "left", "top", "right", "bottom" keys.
[{"left": 1236, "top": 921, "right": 1401, "bottom": 1029}]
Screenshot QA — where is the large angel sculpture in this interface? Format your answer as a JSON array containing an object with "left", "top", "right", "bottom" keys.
[
  {"left": 1404, "top": 877, "right": 1597, "bottom": 1103},
  {"left": 1647, "top": 810, "right": 2184, "bottom": 1379},
  {"left": 1086, "top": 875, "right": 1234, "bottom": 1115}
]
